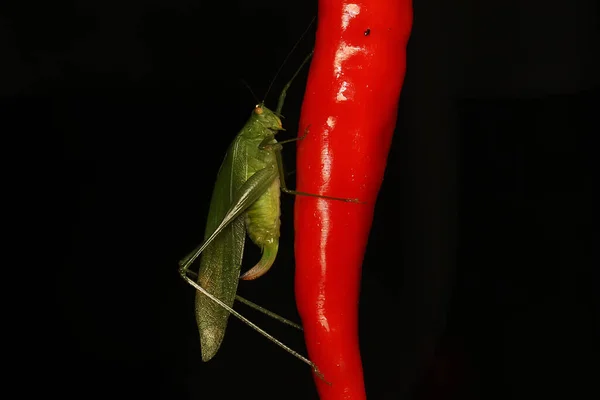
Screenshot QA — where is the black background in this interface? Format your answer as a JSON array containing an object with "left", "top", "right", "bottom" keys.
[{"left": 3, "top": 0, "right": 598, "bottom": 399}]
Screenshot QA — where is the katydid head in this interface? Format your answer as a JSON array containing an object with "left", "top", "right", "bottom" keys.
[{"left": 253, "top": 103, "right": 284, "bottom": 133}]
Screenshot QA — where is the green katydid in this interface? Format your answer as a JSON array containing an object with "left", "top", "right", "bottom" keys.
[{"left": 178, "top": 49, "right": 359, "bottom": 378}]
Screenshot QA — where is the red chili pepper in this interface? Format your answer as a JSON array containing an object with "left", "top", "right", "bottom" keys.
[{"left": 294, "top": 0, "right": 412, "bottom": 398}]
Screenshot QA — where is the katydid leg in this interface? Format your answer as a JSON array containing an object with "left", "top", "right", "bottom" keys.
[
  {"left": 274, "top": 148, "right": 362, "bottom": 203},
  {"left": 275, "top": 51, "right": 314, "bottom": 115},
  {"left": 180, "top": 272, "right": 327, "bottom": 382},
  {"left": 258, "top": 127, "right": 360, "bottom": 203},
  {"left": 185, "top": 269, "right": 303, "bottom": 331},
  {"left": 259, "top": 127, "right": 308, "bottom": 151}
]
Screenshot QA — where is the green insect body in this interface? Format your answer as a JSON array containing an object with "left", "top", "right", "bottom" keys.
[{"left": 193, "top": 105, "right": 285, "bottom": 361}]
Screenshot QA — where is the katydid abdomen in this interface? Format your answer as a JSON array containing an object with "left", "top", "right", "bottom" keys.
[{"left": 242, "top": 141, "right": 282, "bottom": 281}]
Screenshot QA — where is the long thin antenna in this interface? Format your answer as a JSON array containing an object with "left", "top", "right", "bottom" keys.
[
  {"left": 263, "top": 16, "right": 316, "bottom": 103},
  {"left": 239, "top": 79, "right": 261, "bottom": 104}
]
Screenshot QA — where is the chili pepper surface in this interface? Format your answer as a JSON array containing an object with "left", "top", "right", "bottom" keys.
[{"left": 294, "top": 0, "right": 412, "bottom": 398}]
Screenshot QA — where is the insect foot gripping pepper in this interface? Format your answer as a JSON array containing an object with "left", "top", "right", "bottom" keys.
[{"left": 294, "top": 0, "right": 413, "bottom": 398}]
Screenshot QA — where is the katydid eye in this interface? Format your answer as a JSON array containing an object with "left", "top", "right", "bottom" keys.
[{"left": 255, "top": 105, "right": 263, "bottom": 115}]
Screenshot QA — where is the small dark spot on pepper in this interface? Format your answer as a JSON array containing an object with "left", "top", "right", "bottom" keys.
[{"left": 364, "top": 28, "right": 370, "bottom": 36}]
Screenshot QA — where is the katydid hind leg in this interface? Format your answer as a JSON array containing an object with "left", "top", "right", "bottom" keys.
[
  {"left": 181, "top": 273, "right": 327, "bottom": 381},
  {"left": 185, "top": 269, "right": 303, "bottom": 331}
]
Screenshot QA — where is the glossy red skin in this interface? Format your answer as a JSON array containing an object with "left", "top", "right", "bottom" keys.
[{"left": 294, "top": 0, "right": 412, "bottom": 398}]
